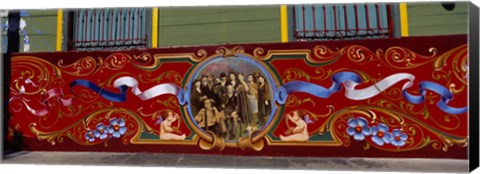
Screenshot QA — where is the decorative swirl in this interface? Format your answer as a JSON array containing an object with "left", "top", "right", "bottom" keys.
[
  {"left": 252, "top": 46, "right": 340, "bottom": 64},
  {"left": 150, "top": 96, "right": 179, "bottom": 109},
  {"left": 368, "top": 99, "right": 461, "bottom": 131},
  {"left": 11, "top": 58, "right": 62, "bottom": 95},
  {"left": 340, "top": 45, "right": 376, "bottom": 65},
  {"left": 139, "top": 70, "right": 183, "bottom": 85},
  {"left": 282, "top": 67, "right": 375, "bottom": 85},
  {"left": 285, "top": 95, "right": 316, "bottom": 108},
  {"left": 216, "top": 46, "right": 245, "bottom": 57},
  {"left": 104, "top": 53, "right": 129, "bottom": 70},
  {"left": 57, "top": 56, "right": 102, "bottom": 76},
  {"left": 57, "top": 102, "right": 114, "bottom": 118},
  {"left": 312, "top": 45, "right": 342, "bottom": 61},
  {"left": 377, "top": 46, "right": 438, "bottom": 70},
  {"left": 195, "top": 49, "right": 208, "bottom": 59},
  {"left": 29, "top": 108, "right": 152, "bottom": 146},
  {"left": 282, "top": 68, "right": 333, "bottom": 83},
  {"left": 325, "top": 106, "right": 466, "bottom": 152},
  {"left": 253, "top": 47, "right": 267, "bottom": 60},
  {"left": 132, "top": 52, "right": 160, "bottom": 70}
]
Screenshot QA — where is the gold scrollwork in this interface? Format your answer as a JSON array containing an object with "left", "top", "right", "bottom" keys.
[
  {"left": 198, "top": 131, "right": 226, "bottom": 151},
  {"left": 29, "top": 108, "right": 157, "bottom": 146},
  {"left": 252, "top": 46, "right": 340, "bottom": 64},
  {"left": 285, "top": 95, "right": 316, "bottom": 108},
  {"left": 324, "top": 106, "right": 466, "bottom": 152},
  {"left": 238, "top": 134, "right": 265, "bottom": 151},
  {"left": 340, "top": 45, "right": 376, "bottom": 65},
  {"left": 216, "top": 46, "right": 245, "bottom": 57},
  {"left": 377, "top": 47, "right": 438, "bottom": 70}
]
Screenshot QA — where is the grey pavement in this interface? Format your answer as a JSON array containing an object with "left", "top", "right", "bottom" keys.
[{"left": 0, "top": 151, "right": 469, "bottom": 173}]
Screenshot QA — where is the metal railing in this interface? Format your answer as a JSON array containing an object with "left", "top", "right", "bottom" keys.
[
  {"left": 292, "top": 4, "right": 394, "bottom": 41},
  {"left": 68, "top": 8, "right": 148, "bottom": 51}
]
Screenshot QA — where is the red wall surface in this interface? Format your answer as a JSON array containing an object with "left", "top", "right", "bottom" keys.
[{"left": 7, "top": 35, "right": 469, "bottom": 159}]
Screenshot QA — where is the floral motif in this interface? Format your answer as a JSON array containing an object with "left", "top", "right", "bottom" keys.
[
  {"left": 371, "top": 123, "right": 393, "bottom": 146},
  {"left": 84, "top": 130, "right": 96, "bottom": 142},
  {"left": 346, "top": 117, "right": 372, "bottom": 141},
  {"left": 94, "top": 123, "right": 108, "bottom": 140},
  {"left": 107, "top": 117, "right": 127, "bottom": 138},
  {"left": 391, "top": 129, "right": 408, "bottom": 147}
]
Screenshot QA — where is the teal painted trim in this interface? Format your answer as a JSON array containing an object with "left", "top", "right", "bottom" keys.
[
  {"left": 287, "top": 5, "right": 295, "bottom": 42},
  {"left": 391, "top": 3, "right": 402, "bottom": 38}
]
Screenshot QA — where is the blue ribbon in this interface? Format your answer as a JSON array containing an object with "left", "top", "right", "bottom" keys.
[
  {"left": 283, "top": 71, "right": 467, "bottom": 115},
  {"left": 70, "top": 80, "right": 128, "bottom": 102},
  {"left": 283, "top": 72, "right": 362, "bottom": 99},
  {"left": 403, "top": 81, "right": 467, "bottom": 115}
]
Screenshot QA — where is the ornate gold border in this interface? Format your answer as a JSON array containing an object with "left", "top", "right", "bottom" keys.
[{"left": 179, "top": 46, "right": 284, "bottom": 151}]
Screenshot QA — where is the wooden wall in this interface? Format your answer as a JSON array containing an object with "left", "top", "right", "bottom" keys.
[
  {"left": 158, "top": 6, "right": 282, "bottom": 47},
  {"left": 407, "top": 2, "right": 468, "bottom": 36}
]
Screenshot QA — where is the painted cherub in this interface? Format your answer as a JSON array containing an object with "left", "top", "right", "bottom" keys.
[
  {"left": 279, "top": 110, "right": 310, "bottom": 142},
  {"left": 158, "top": 111, "right": 186, "bottom": 141}
]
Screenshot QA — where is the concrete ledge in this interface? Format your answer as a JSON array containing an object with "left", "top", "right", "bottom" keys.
[{"left": 1, "top": 151, "right": 469, "bottom": 173}]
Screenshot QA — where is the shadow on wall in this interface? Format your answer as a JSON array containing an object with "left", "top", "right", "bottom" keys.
[{"left": 441, "top": 2, "right": 456, "bottom": 11}]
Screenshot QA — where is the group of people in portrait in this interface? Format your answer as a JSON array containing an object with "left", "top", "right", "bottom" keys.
[{"left": 191, "top": 71, "right": 272, "bottom": 141}]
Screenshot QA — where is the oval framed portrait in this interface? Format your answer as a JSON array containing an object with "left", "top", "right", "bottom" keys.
[{"left": 185, "top": 53, "right": 280, "bottom": 145}]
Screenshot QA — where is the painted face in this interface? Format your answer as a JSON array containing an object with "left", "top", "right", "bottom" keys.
[
  {"left": 237, "top": 73, "right": 244, "bottom": 81},
  {"left": 248, "top": 75, "right": 254, "bottom": 82},
  {"left": 229, "top": 73, "right": 236, "bottom": 81},
  {"left": 215, "top": 78, "right": 221, "bottom": 84},
  {"left": 194, "top": 81, "right": 201, "bottom": 87},
  {"left": 293, "top": 111, "right": 300, "bottom": 121},
  {"left": 167, "top": 112, "right": 174, "bottom": 121},
  {"left": 221, "top": 77, "right": 227, "bottom": 82},
  {"left": 201, "top": 77, "right": 208, "bottom": 85},
  {"left": 258, "top": 76, "right": 265, "bottom": 84}
]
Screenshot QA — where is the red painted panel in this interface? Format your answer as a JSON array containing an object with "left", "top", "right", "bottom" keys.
[{"left": 7, "top": 35, "right": 468, "bottom": 159}]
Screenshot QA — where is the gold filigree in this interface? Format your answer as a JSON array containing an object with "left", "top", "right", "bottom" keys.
[
  {"left": 216, "top": 46, "right": 245, "bottom": 57},
  {"left": 377, "top": 47, "right": 438, "bottom": 70},
  {"left": 282, "top": 67, "right": 332, "bottom": 83},
  {"left": 368, "top": 98, "right": 462, "bottom": 131},
  {"left": 150, "top": 49, "right": 209, "bottom": 68},
  {"left": 30, "top": 108, "right": 156, "bottom": 146},
  {"left": 312, "top": 45, "right": 342, "bottom": 61},
  {"left": 324, "top": 106, "right": 466, "bottom": 152},
  {"left": 252, "top": 46, "right": 340, "bottom": 64},
  {"left": 340, "top": 45, "right": 376, "bottom": 65},
  {"left": 139, "top": 71, "right": 183, "bottom": 85},
  {"left": 57, "top": 56, "right": 102, "bottom": 76},
  {"left": 150, "top": 96, "right": 179, "bottom": 109},
  {"left": 285, "top": 95, "right": 316, "bottom": 108},
  {"left": 11, "top": 58, "right": 62, "bottom": 95},
  {"left": 282, "top": 67, "right": 375, "bottom": 84}
]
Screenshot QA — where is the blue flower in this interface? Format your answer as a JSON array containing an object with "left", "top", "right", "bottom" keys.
[
  {"left": 107, "top": 118, "right": 127, "bottom": 138},
  {"left": 391, "top": 129, "right": 408, "bottom": 147},
  {"left": 346, "top": 117, "right": 372, "bottom": 141},
  {"left": 84, "top": 130, "right": 95, "bottom": 142},
  {"left": 371, "top": 123, "right": 393, "bottom": 146},
  {"left": 94, "top": 123, "right": 108, "bottom": 140}
]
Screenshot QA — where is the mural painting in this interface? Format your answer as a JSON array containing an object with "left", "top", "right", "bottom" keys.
[{"left": 7, "top": 35, "right": 468, "bottom": 158}]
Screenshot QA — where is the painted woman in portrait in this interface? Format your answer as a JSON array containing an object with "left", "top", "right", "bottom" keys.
[
  {"left": 257, "top": 75, "right": 270, "bottom": 125},
  {"left": 247, "top": 74, "right": 259, "bottom": 126},
  {"left": 236, "top": 73, "right": 251, "bottom": 133}
]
